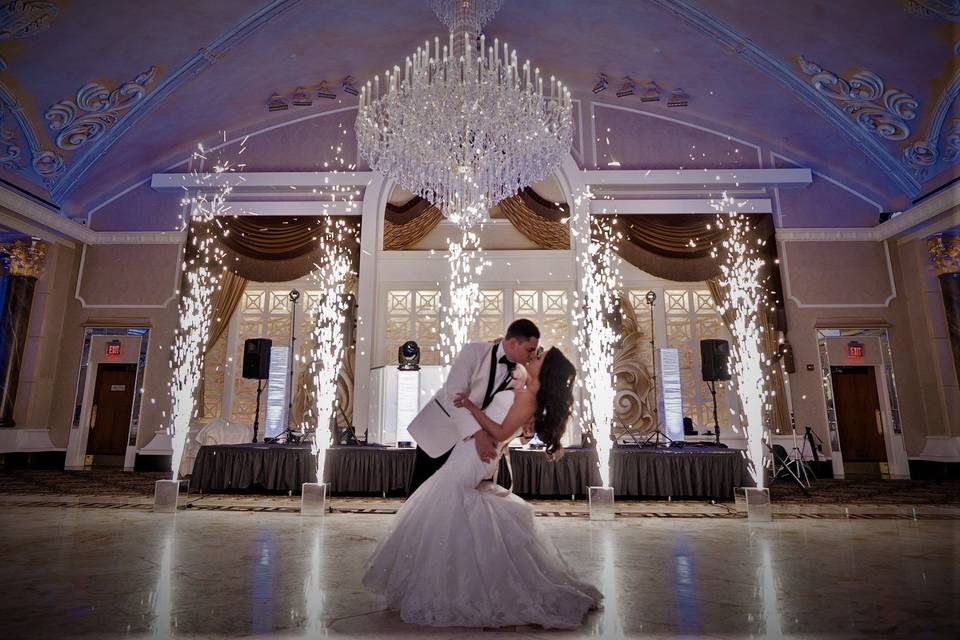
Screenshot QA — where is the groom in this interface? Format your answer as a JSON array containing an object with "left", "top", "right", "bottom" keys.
[{"left": 407, "top": 319, "right": 541, "bottom": 494}]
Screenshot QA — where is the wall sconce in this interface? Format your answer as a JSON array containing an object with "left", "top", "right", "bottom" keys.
[
  {"left": 640, "top": 81, "right": 662, "bottom": 102},
  {"left": 667, "top": 88, "right": 690, "bottom": 107},
  {"left": 341, "top": 76, "right": 359, "bottom": 96},
  {"left": 292, "top": 86, "right": 312, "bottom": 107},
  {"left": 268, "top": 92, "right": 288, "bottom": 112},
  {"left": 616, "top": 76, "right": 636, "bottom": 98},
  {"left": 592, "top": 73, "right": 609, "bottom": 94},
  {"left": 316, "top": 80, "right": 336, "bottom": 99}
]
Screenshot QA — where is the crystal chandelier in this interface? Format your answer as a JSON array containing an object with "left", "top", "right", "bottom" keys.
[{"left": 356, "top": 0, "right": 573, "bottom": 227}]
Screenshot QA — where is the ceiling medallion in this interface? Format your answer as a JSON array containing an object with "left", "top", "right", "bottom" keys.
[{"left": 356, "top": 0, "right": 573, "bottom": 227}]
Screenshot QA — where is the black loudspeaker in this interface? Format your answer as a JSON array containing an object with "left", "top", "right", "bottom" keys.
[
  {"left": 242, "top": 338, "right": 272, "bottom": 380},
  {"left": 700, "top": 339, "right": 731, "bottom": 382}
]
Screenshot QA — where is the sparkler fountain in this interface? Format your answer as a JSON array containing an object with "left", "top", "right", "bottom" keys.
[
  {"left": 570, "top": 190, "right": 622, "bottom": 520},
  {"left": 301, "top": 218, "right": 356, "bottom": 516},
  {"left": 155, "top": 150, "right": 234, "bottom": 513},
  {"left": 711, "top": 192, "right": 772, "bottom": 519},
  {"left": 440, "top": 227, "right": 488, "bottom": 366}
]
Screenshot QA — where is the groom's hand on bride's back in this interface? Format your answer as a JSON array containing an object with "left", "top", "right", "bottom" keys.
[{"left": 474, "top": 430, "right": 498, "bottom": 462}]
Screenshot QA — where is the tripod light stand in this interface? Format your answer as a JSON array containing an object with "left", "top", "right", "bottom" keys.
[{"left": 639, "top": 290, "right": 674, "bottom": 447}]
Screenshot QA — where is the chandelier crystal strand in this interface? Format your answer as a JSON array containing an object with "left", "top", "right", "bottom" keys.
[
  {"left": 711, "top": 192, "right": 769, "bottom": 489},
  {"left": 307, "top": 218, "right": 356, "bottom": 482},
  {"left": 356, "top": 0, "right": 573, "bottom": 227},
  {"left": 440, "top": 227, "right": 488, "bottom": 365},
  {"left": 571, "top": 193, "right": 622, "bottom": 487},
  {"left": 168, "top": 149, "right": 235, "bottom": 480}
]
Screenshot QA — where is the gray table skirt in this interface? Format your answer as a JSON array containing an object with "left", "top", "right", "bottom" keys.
[
  {"left": 322, "top": 446, "right": 416, "bottom": 495},
  {"left": 610, "top": 447, "right": 753, "bottom": 499},
  {"left": 504, "top": 447, "right": 750, "bottom": 499},
  {"left": 189, "top": 444, "right": 317, "bottom": 492},
  {"left": 190, "top": 444, "right": 752, "bottom": 499}
]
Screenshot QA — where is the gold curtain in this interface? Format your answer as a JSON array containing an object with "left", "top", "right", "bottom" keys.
[
  {"left": 207, "top": 269, "right": 247, "bottom": 351},
  {"left": 597, "top": 213, "right": 785, "bottom": 330},
  {"left": 498, "top": 194, "right": 570, "bottom": 249},
  {"left": 383, "top": 187, "right": 571, "bottom": 250},
  {"left": 190, "top": 216, "right": 360, "bottom": 282},
  {"left": 707, "top": 278, "right": 789, "bottom": 435},
  {"left": 383, "top": 207, "right": 444, "bottom": 249}
]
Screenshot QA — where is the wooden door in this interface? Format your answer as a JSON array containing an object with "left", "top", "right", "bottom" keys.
[
  {"left": 86, "top": 364, "right": 137, "bottom": 455},
  {"left": 831, "top": 366, "right": 886, "bottom": 462}
]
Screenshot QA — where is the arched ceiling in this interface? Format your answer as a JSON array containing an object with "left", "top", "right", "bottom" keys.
[{"left": 1, "top": 0, "right": 957, "bottom": 217}]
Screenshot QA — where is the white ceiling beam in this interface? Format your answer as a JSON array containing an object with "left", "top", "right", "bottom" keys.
[
  {"left": 223, "top": 201, "right": 361, "bottom": 216},
  {"left": 151, "top": 171, "right": 376, "bottom": 191},
  {"left": 878, "top": 183, "right": 960, "bottom": 242},
  {"left": 580, "top": 168, "right": 812, "bottom": 189},
  {"left": 0, "top": 186, "right": 91, "bottom": 246},
  {"left": 589, "top": 198, "right": 772, "bottom": 215}
]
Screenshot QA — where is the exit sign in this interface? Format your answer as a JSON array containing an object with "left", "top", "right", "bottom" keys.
[
  {"left": 106, "top": 341, "right": 122, "bottom": 357},
  {"left": 847, "top": 341, "right": 864, "bottom": 360}
]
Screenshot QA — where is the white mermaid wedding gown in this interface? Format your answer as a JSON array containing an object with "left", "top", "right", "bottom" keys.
[{"left": 362, "top": 391, "right": 601, "bottom": 629}]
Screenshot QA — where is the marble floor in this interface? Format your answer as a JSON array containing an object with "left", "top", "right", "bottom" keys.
[{"left": 0, "top": 505, "right": 956, "bottom": 639}]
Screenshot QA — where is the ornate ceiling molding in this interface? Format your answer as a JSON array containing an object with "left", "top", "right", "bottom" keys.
[
  {"left": 50, "top": 0, "right": 303, "bottom": 203},
  {"left": 45, "top": 66, "right": 159, "bottom": 151},
  {"left": 0, "top": 0, "right": 58, "bottom": 40},
  {"left": 0, "top": 81, "right": 62, "bottom": 186},
  {"left": 902, "top": 69, "right": 960, "bottom": 178},
  {"left": 902, "top": 0, "right": 960, "bottom": 22},
  {"left": 644, "top": 0, "right": 922, "bottom": 197},
  {"left": 797, "top": 55, "right": 917, "bottom": 142},
  {"left": 0, "top": 107, "right": 22, "bottom": 169}
]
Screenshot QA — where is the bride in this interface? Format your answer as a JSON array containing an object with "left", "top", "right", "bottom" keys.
[{"left": 362, "top": 346, "right": 601, "bottom": 629}]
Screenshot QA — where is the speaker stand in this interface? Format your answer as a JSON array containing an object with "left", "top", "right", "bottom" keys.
[
  {"left": 708, "top": 380, "right": 721, "bottom": 446},
  {"left": 252, "top": 378, "right": 264, "bottom": 444}
]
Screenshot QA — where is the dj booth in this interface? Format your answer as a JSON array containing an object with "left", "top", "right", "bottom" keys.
[{"left": 190, "top": 443, "right": 751, "bottom": 499}]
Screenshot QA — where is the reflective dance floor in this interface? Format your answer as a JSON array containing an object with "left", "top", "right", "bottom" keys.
[{"left": 0, "top": 501, "right": 957, "bottom": 639}]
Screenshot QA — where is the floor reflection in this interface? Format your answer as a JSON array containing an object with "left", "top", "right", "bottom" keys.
[{"left": 0, "top": 507, "right": 956, "bottom": 639}]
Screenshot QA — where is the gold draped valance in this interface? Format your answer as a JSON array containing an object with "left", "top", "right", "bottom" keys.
[
  {"left": 383, "top": 187, "right": 570, "bottom": 250},
  {"left": 597, "top": 213, "right": 785, "bottom": 331},
  {"left": 189, "top": 216, "right": 361, "bottom": 282}
]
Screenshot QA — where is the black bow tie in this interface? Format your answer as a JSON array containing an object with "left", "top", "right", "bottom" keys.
[{"left": 498, "top": 355, "right": 517, "bottom": 371}]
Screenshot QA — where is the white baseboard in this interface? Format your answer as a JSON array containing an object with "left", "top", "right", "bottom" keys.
[
  {"left": 910, "top": 436, "right": 960, "bottom": 462},
  {"left": 0, "top": 428, "right": 65, "bottom": 453}
]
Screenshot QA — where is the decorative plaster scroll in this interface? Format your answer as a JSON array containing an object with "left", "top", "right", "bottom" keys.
[
  {"left": 0, "top": 82, "right": 64, "bottom": 185},
  {"left": 902, "top": 68, "right": 960, "bottom": 177},
  {"left": 943, "top": 119, "right": 960, "bottom": 161},
  {"left": 0, "top": 0, "right": 58, "bottom": 39},
  {"left": 45, "top": 66, "right": 158, "bottom": 151},
  {"left": 0, "top": 110, "right": 21, "bottom": 169},
  {"left": 612, "top": 295, "right": 657, "bottom": 438},
  {"left": 903, "top": 139, "right": 939, "bottom": 176},
  {"left": 32, "top": 149, "right": 63, "bottom": 180},
  {"left": 902, "top": 0, "right": 960, "bottom": 22},
  {"left": 798, "top": 55, "right": 917, "bottom": 142}
]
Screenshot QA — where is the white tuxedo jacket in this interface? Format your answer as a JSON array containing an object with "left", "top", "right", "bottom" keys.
[{"left": 407, "top": 341, "right": 526, "bottom": 457}]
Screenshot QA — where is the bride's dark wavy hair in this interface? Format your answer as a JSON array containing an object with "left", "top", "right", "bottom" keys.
[{"left": 534, "top": 347, "right": 577, "bottom": 459}]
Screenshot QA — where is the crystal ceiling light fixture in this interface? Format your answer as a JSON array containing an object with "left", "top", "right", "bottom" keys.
[{"left": 355, "top": 0, "right": 573, "bottom": 227}]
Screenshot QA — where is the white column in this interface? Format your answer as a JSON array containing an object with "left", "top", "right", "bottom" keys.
[{"left": 352, "top": 175, "right": 388, "bottom": 437}]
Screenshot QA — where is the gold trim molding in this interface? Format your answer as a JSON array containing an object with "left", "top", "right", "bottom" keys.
[
  {"left": 927, "top": 234, "right": 960, "bottom": 277},
  {"left": 1, "top": 239, "right": 48, "bottom": 278}
]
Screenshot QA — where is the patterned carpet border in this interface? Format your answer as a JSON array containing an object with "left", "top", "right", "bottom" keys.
[{"left": 2, "top": 499, "right": 958, "bottom": 520}]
